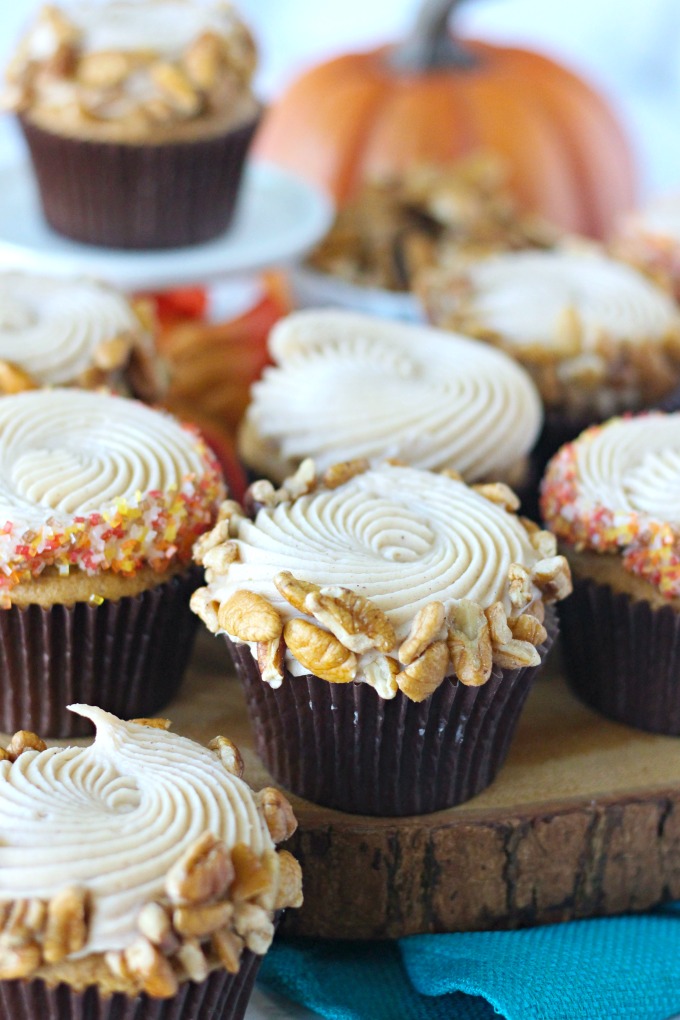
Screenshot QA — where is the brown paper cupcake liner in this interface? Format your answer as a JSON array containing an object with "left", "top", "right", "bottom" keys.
[
  {"left": 228, "top": 608, "right": 557, "bottom": 816},
  {"left": 19, "top": 115, "right": 259, "bottom": 250},
  {"left": 0, "top": 950, "right": 261, "bottom": 1020},
  {"left": 0, "top": 569, "right": 201, "bottom": 739},
  {"left": 559, "top": 575, "right": 680, "bottom": 735}
]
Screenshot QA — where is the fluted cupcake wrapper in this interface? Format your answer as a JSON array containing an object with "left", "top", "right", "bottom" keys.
[
  {"left": 559, "top": 576, "right": 680, "bottom": 735},
  {"left": 229, "top": 608, "right": 556, "bottom": 817},
  {"left": 0, "top": 952, "right": 261, "bottom": 1020},
  {"left": 0, "top": 569, "right": 201, "bottom": 738},
  {"left": 19, "top": 115, "right": 259, "bottom": 250}
]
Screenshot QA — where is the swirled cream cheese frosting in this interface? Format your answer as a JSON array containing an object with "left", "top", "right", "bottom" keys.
[
  {"left": 418, "top": 248, "right": 680, "bottom": 416},
  {"left": 541, "top": 413, "right": 680, "bottom": 598},
  {"left": 0, "top": 706, "right": 302, "bottom": 992},
  {"left": 6, "top": 1, "right": 258, "bottom": 142},
  {"left": 239, "top": 309, "right": 543, "bottom": 486},
  {"left": 0, "top": 272, "right": 152, "bottom": 390},
  {"left": 0, "top": 388, "right": 224, "bottom": 596},
  {"left": 192, "top": 462, "right": 572, "bottom": 699}
]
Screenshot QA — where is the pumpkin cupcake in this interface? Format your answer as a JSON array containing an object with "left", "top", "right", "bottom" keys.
[
  {"left": 0, "top": 271, "right": 163, "bottom": 400},
  {"left": 541, "top": 412, "right": 680, "bottom": 734},
  {"left": 191, "top": 461, "right": 571, "bottom": 816},
  {"left": 5, "top": 0, "right": 259, "bottom": 248},
  {"left": 0, "top": 706, "right": 302, "bottom": 1020},
  {"left": 418, "top": 247, "right": 680, "bottom": 465},
  {"left": 239, "top": 309, "right": 543, "bottom": 493},
  {"left": 0, "top": 388, "right": 224, "bottom": 737}
]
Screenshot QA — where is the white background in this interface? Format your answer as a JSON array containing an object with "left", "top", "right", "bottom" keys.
[{"left": 0, "top": 0, "right": 680, "bottom": 196}]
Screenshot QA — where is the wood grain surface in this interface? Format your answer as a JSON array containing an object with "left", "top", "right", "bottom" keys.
[{"left": 37, "top": 631, "right": 680, "bottom": 940}]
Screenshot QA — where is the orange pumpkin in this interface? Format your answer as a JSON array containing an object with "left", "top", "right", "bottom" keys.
[{"left": 256, "top": 0, "right": 636, "bottom": 238}]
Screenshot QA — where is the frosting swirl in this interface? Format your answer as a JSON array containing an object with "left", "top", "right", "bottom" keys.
[
  {"left": 0, "top": 705, "right": 273, "bottom": 955},
  {"left": 0, "top": 389, "right": 224, "bottom": 592},
  {"left": 0, "top": 272, "right": 146, "bottom": 387},
  {"left": 459, "top": 249, "right": 678, "bottom": 350},
  {"left": 541, "top": 413, "right": 680, "bottom": 597},
  {"left": 240, "top": 310, "right": 542, "bottom": 485},
  {"left": 195, "top": 464, "right": 553, "bottom": 690}
]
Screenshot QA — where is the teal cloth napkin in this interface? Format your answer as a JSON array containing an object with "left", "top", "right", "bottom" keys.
[{"left": 259, "top": 904, "right": 680, "bottom": 1019}]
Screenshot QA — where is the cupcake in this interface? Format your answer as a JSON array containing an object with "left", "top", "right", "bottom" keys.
[
  {"left": 0, "top": 706, "right": 302, "bottom": 1020},
  {"left": 0, "top": 388, "right": 225, "bottom": 737},
  {"left": 418, "top": 247, "right": 680, "bottom": 465},
  {"left": 238, "top": 309, "right": 543, "bottom": 493},
  {"left": 0, "top": 271, "right": 163, "bottom": 400},
  {"left": 541, "top": 412, "right": 680, "bottom": 735},
  {"left": 6, "top": 1, "right": 260, "bottom": 248},
  {"left": 191, "top": 461, "right": 572, "bottom": 816},
  {"left": 613, "top": 195, "right": 680, "bottom": 302}
]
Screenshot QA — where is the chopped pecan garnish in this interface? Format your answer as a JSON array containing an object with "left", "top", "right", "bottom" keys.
[
  {"left": 208, "top": 736, "right": 244, "bottom": 778},
  {"left": 218, "top": 590, "right": 283, "bottom": 643},
  {"left": 472, "top": 482, "right": 520, "bottom": 512},
  {"left": 283, "top": 619, "right": 357, "bottom": 683},
  {"left": 531, "top": 555, "right": 573, "bottom": 602},
  {"left": 395, "top": 641, "right": 449, "bottom": 702},
  {"left": 43, "top": 886, "right": 89, "bottom": 964},
  {"left": 275, "top": 850, "right": 304, "bottom": 911},
  {"left": 166, "top": 833, "right": 234, "bottom": 906},
  {"left": 398, "top": 602, "right": 445, "bottom": 665},
  {"left": 258, "top": 788, "right": 298, "bottom": 843},
  {"left": 305, "top": 586, "right": 397, "bottom": 654},
  {"left": 510, "top": 614, "right": 548, "bottom": 647},
  {"left": 447, "top": 600, "right": 493, "bottom": 686},
  {"left": 125, "top": 937, "right": 179, "bottom": 998},
  {"left": 322, "top": 458, "right": 370, "bottom": 489},
  {"left": 6, "top": 731, "right": 47, "bottom": 761},
  {"left": 230, "top": 844, "right": 273, "bottom": 902},
  {"left": 507, "top": 563, "right": 533, "bottom": 610},
  {"left": 274, "top": 570, "right": 320, "bottom": 612},
  {"left": 257, "top": 636, "right": 285, "bottom": 687},
  {"left": 173, "top": 901, "right": 233, "bottom": 939}
]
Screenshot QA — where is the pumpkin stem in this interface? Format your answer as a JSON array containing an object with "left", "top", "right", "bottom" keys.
[{"left": 390, "top": 0, "right": 477, "bottom": 72}]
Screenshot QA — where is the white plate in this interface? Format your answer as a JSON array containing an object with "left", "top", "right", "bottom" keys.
[
  {"left": 289, "top": 265, "right": 423, "bottom": 322},
  {"left": 0, "top": 159, "right": 333, "bottom": 291}
]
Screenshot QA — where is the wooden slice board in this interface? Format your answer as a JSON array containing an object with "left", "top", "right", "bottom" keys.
[
  {"left": 169, "top": 633, "right": 680, "bottom": 939},
  {"left": 38, "top": 632, "right": 680, "bottom": 941}
]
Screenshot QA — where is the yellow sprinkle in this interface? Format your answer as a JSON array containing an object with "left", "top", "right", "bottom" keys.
[{"left": 88, "top": 594, "right": 105, "bottom": 606}]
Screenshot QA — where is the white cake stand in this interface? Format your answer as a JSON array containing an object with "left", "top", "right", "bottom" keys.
[{"left": 0, "top": 158, "right": 333, "bottom": 291}]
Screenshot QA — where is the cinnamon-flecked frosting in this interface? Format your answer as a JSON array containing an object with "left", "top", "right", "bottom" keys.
[
  {"left": 0, "top": 706, "right": 301, "bottom": 992},
  {"left": 239, "top": 310, "right": 543, "bottom": 486},
  {"left": 419, "top": 247, "right": 680, "bottom": 414},
  {"left": 0, "top": 272, "right": 153, "bottom": 390},
  {"left": 0, "top": 388, "right": 224, "bottom": 596},
  {"left": 192, "top": 463, "right": 571, "bottom": 698},
  {"left": 541, "top": 413, "right": 680, "bottom": 598},
  {"left": 6, "top": 1, "right": 258, "bottom": 142},
  {"left": 0, "top": 706, "right": 271, "bottom": 953}
]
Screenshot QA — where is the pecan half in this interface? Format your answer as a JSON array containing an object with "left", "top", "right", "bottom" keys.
[
  {"left": 257, "top": 637, "right": 285, "bottom": 688},
  {"left": 510, "top": 613, "right": 548, "bottom": 647},
  {"left": 362, "top": 655, "right": 399, "bottom": 699},
  {"left": 395, "top": 641, "right": 449, "bottom": 702},
  {"left": 398, "top": 602, "right": 445, "bottom": 665},
  {"left": 305, "top": 587, "right": 397, "bottom": 654},
  {"left": 283, "top": 619, "right": 357, "bottom": 683},
  {"left": 6, "top": 731, "right": 46, "bottom": 761},
  {"left": 447, "top": 600, "right": 493, "bottom": 686},
  {"left": 274, "top": 571, "right": 320, "bottom": 613},
  {"left": 218, "top": 591, "right": 283, "bottom": 643}
]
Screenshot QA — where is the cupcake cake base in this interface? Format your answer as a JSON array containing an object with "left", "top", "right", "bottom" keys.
[
  {"left": 559, "top": 577, "right": 680, "bottom": 735},
  {"left": 0, "top": 954, "right": 261, "bottom": 1020},
  {"left": 228, "top": 609, "right": 556, "bottom": 817},
  {"left": 0, "top": 569, "right": 201, "bottom": 738}
]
